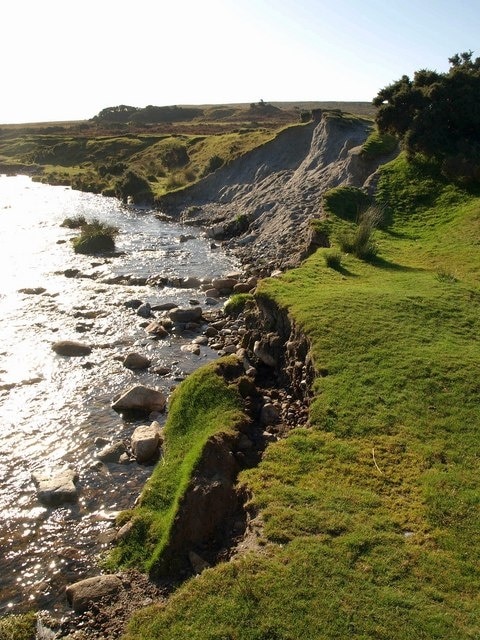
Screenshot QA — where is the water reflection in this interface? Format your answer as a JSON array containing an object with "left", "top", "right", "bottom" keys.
[{"left": 0, "top": 175, "right": 237, "bottom": 613}]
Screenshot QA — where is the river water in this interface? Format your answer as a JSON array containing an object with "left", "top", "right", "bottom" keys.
[{"left": 0, "top": 175, "right": 238, "bottom": 615}]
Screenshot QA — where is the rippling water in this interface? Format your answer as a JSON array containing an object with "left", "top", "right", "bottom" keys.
[{"left": 0, "top": 175, "right": 237, "bottom": 614}]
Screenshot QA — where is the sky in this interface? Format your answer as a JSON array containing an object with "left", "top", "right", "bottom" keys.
[{"left": 1, "top": 0, "right": 479, "bottom": 124}]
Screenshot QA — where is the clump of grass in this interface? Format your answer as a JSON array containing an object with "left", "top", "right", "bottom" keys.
[
  {"left": 224, "top": 293, "right": 254, "bottom": 317},
  {"left": 361, "top": 129, "right": 398, "bottom": 159},
  {"left": 0, "top": 612, "right": 36, "bottom": 640},
  {"left": 338, "top": 206, "right": 383, "bottom": 261},
  {"left": 60, "top": 214, "right": 86, "bottom": 228},
  {"left": 71, "top": 218, "right": 118, "bottom": 254},
  {"left": 436, "top": 267, "right": 458, "bottom": 283},
  {"left": 324, "top": 250, "right": 342, "bottom": 270}
]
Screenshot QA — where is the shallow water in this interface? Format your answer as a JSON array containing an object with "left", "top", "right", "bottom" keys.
[{"left": 0, "top": 175, "right": 237, "bottom": 614}]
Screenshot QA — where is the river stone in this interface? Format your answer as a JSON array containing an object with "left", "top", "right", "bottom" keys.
[
  {"left": 96, "top": 441, "right": 127, "bottom": 463},
  {"left": 180, "top": 276, "right": 201, "bottom": 288},
  {"left": 211, "top": 278, "right": 237, "bottom": 292},
  {"left": 131, "top": 423, "right": 162, "bottom": 463},
  {"left": 204, "top": 287, "right": 220, "bottom": 298},
  {"left": 145, "top": 321, "right": 169, "bottom": 339},
  {"left": 32, "top": 469, "right": 79, "bottom": 506},
  {"left": 123, "top": 352, "right": 151, "bottom": 370},
  {"left": 18, "top": 287, "right": 46, "bottom": 295},
  {"left": 168, "top": 306, "right": 203, "bottom": 324},
  {"left": 233, "top": 282, "right": 252, "bottom": 294},
  {"left": 66, "top": 575, "right": 123, "bottom": 613},
  {"left": 136, "top": 302, "right": 152, "bottom": 318},
  {"left": 124, "top": 299, "right": 143, "bottom": 309},
  {"left": 112, "top": 385, "right": 166, "bottom": 414},
  {"left": 52, "top": 340, "right": 92, "bottom": 357},
  {"left": 181, "top": 343, "right": 201, "bottom": 355},
  {"left": 260, "top": 403, "right": 280, "bottom": 425}
]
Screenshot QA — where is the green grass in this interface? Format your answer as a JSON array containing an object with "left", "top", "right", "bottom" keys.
[
  {"left": 124, "top": 155, "right": 480, "bottom": 639},
  {"left": 107, "top": 357, "right": 246, "bottom": 575},
  {"left": 0, "top": 612, "right": 36, "bottom": 640},
  {"left": 71, "top": 219, "right": 118, "bottom": 254},
  {"left": 361, "top": 129, "right": 398, "bottom": 159}
]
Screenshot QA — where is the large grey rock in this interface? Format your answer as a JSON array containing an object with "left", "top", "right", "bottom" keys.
[
  {"left": 123, "top": 352, "right": 151, "bottom": 370},
  {"left": 131, "top": 422, "right": 162, "bottom": 463},
  {"left": 52, "top": 340, "right": 92, "bottom": 357},
  {"left": 112, "top": 385, "right": 166, "bottom": 414},
  {"left": 32, "top": 469, "right": 79, "bottom": 506},
  {"left": 66, "top": 575, "right": 122, "bottom": 613},
  {"left": 168, "top": 306, "right": 203, "bottom": 324}
]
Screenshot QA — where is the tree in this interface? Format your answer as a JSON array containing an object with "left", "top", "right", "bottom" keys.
[{"left": 373, "top": 52, "right": 480, "bottom": 181}]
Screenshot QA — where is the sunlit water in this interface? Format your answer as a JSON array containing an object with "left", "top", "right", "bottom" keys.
[{"left": 0, "top": 175, "right": 238, "bottom": 614}]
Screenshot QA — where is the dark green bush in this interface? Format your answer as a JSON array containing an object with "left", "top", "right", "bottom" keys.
[
  {"left": 72, "top": 219, "right": 118, "bottom": 254},
  {"left": 115, "top": 170, "right": 153, "bottom": 204}
]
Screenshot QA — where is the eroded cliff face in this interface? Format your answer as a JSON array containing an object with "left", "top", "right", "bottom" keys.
[{"left": 158, "top": 113, "right": 396, "bottom": 270}]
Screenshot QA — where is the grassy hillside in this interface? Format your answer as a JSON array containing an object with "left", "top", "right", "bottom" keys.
[
  {"left": 0, "top": 102, "right": 374, "bottom": 202},
  {"left": 123, "top": 156, "right": 480, "bottom": 639}
]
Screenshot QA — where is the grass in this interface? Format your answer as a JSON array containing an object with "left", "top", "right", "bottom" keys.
[
  {"left": 107, "top": 357, "right": 246, "bottom": 576},
  {"left": 124, "top": 154, "right": 480, "bottom": 639},
  {"left": 0, "top": 612, "right": 36, "bottom": 640},
  {"left": 71, "top": 218, "right": 118, "bottom": 254}
]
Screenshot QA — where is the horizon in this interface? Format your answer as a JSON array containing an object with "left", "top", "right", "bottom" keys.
[{"left": 1, "top": 0, "right": 479, "bottom": 125}]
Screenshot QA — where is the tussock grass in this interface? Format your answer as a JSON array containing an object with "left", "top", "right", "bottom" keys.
[
  {"left": 107, "top": 357, "right": 245, "bottom": 575},
  {"left": 71, "top": 219, "right": 118, "bottom": 254},
  {"left": 0, "top": 612, "right": 36, "bottom": 640},
  {"left": 125, "top": 154, "right": 480, "bottom": 639}
]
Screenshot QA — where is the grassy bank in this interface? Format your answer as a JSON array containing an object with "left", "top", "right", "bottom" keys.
[
  {"left": 123, "top": 156, "right": 480, "bottom": 639},
  {"left": 107, "top": 357, "right": 246, "bottom": 576}
]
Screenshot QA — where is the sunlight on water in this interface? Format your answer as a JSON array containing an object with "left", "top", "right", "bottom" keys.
[{"left": 0, "top": 175, "right": 238, "bottom": 614}]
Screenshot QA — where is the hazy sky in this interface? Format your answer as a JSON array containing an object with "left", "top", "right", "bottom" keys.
[{"left": 1, "top": 0, "right": 479, "bottom": 124}]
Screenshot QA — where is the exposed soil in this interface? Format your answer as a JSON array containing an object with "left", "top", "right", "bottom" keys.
[{"left": 158, "top": 112, "right": 396, "bottom": 273}]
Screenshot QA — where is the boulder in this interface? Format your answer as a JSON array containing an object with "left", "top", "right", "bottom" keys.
[
  {"left": 233, "top": 282, "right": 252, "bottom": 294},
  {"left": 179, "top": 276, "right": 201, "bottom": 288},
  {"left": 52, "top": 340, "right": 92, "bottom": 357},
  {"left": 32, "top": 469, "right": 79, "bottom": 506},
  {"left": 211, "top": 278, "right": 237, "bottom": 293},
  {"left": 123, "top": 352, "right": 151, "bottom": 370},
  {"left": 66, "top": 575, "right": 122, "bottom": 613},
  {"left": 168, "top": 306, "right": 203, "bottom": 324},
  {"left": 136, "top": 302, "right": 152, "bottom": 318},
  {"left": 18, "top": 287, "right": 46, "bottom": 295},
  {"left": 112, "top": 385, "right": 166, "bottom": 414},
  {"left": 145, "top": 321, "right": 169, "bottom": 339},
  {"left": 181, "top": 344, "right": 201, "bottom": 356},
  {"left": 96, "top": 441, "right": 127, "bottom": 463},
  {"left": 131, "top": 422, "right": 162, "bottom": 463},
  {"left": 260, "top": 403, "right": 280, "bottom": 426}
]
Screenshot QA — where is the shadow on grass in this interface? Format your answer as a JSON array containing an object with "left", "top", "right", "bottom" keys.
[
  {"left": 329, "top": 264, "right": 359, "bottom": 277},
  {"left": 367, "top": 255, "right": 424, "bottom": 272}
]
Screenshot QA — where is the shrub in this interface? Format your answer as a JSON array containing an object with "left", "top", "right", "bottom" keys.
[
  {"left": 115, "top": 170, "right": 153, "bottom": 204},
  {"left": 60, "top": 215, "right": 86, "bottom": 229},
  {"left": 72, "top": 219, "right": 118, "bottom": 254},
  {"left": 324, "top": 251, "right": 342, "bottom": 270},
  {"left": 338, "top": 207, "right": 383, "bottom": 261},
  {"left": 203, "top": 154, "right": 224, "bottom": 176}
]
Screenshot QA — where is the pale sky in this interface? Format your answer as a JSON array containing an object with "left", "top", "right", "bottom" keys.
[{"left": 1, "top": 0, "right": 478, "bottom": 124}]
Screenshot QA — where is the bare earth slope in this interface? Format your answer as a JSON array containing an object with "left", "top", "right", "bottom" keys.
[{"left": 158, "top": 113, "right": 396, "bottom": 271}]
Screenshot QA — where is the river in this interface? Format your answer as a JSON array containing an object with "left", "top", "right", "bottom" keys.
[{"left": 0, "top": 175, "right": 238, "bottom": 615}]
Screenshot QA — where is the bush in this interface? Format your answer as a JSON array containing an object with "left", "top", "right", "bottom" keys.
[
  {"left": 115, "top": 170, "right": 154, "bottom": 204},
  {"left": 338, "top": 207, "right": 383, "bottom": 261},
  {"left": 60, "top": 215, "right": 86, "bottom": 229},
  {"left": 72, "top": 219, "right": 118, "bottom": 254},
  {"left": 324, "top": 251, "right": 342, "bottom": 270}
]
